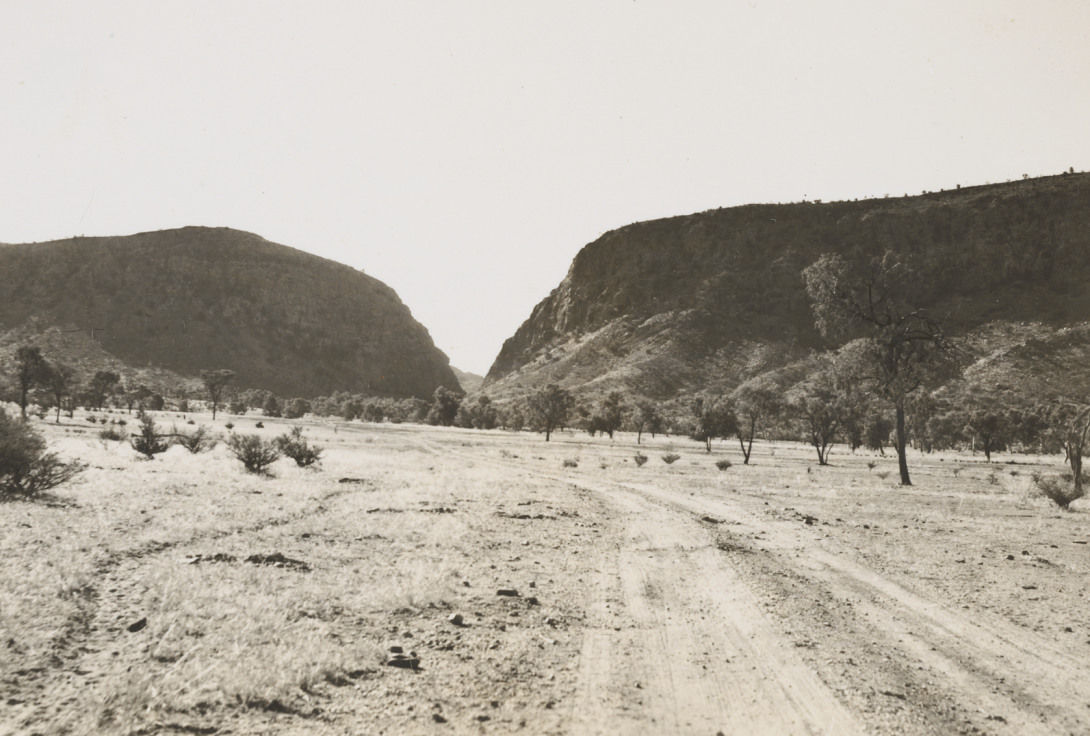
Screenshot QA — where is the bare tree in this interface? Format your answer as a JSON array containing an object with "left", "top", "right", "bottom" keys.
[
  {"left": 200, "top": 369, "right": 235, "bottom": 420},
  {"left": 803, "top": 252, "right": 962, "bottom": 485}
]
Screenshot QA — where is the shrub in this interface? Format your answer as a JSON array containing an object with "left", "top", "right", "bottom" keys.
[
  {"left": 186, "top": 419, "right": 195, "bottom": 425},
  {"left": 255, "top": 421, "right": 265, "bottom": 429},
  {"left": 563, "top": 458, "right": 578, "bottom": 468},
  {"left": 226, "top": 433, "right": 280, "bottom": 474},
  {"left": 274, "top": 426, "right": 323, "bottom": 468},
  {"left": 130, "top": 411, "right": 169, "bottom": 459},
  {"left": 0, "top": 408, "right": 85, "bottom": 497},
  {"left": 634, "top": 452, "right": 648, "bottom": 467},
  {"left": 662, "top": 453, "right": 681, "bottom": 465},
  {"left": 85, "top": 416, "right": 97, "bottom": 424},
  {"left": 172, "top": 424, "right": 217, "bottom": 454},
  {"left": 716, "top": 459, "right": 732, "bottom": 471},
  {"left": 224, "top": 422, "right": 234, "bottom": 430},
  {"left": 1033, "top": 473, "right": 1085, "bottom": 510},
  {"left": 98, "top": 427, "right": 123, "bottom": 442}
]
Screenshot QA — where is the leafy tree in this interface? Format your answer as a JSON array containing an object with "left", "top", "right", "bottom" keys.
[
  {"left": 791, "top": 383, "right": 841, "bottom": 465},
  {"left": 588, "top": 392, "right": 626, "bottom": 439},
  {"left": 199, "top": 369, "right": 235, "bottom": 420},
  {"left": 426, "top": 386, "right": 462, "bottom": 426},
  {"left": 690, "top": 395, "right": 738, "bottom": 453},
  {"left": 262, "top": 393, "right": 282, "bottom": 418},
  {"left": 804, "top": 251, "right": 962, "bottom": 485},
  {"left": 14, "top": 346, "right": 47, "bottom": 418},
  {"left": 733, "top": 383, "right": 781, "bottom": 464},
  {"left": 527, "top": 384, "right": 574, "bottom": 441},
  {"left": 965, "top": 405, "right": 1009, "bottom": 462},
  {"left": 633, "top": 400, "right": 664, "bottom": 445},
  {"left": 87, "top": 370, "right": 121, "bottom": 411},
  {"left": 284, "top": 398, "right": 311, "bottom": 419},
  {"left": 42, "top": 361, "right": 75, "bottom": 423}
]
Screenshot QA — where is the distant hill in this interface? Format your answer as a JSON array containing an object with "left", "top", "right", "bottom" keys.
[
  {"left": 0, "top": 227, "right": 460, "bottom": 399},
  {"left": 451, "top": 366, "right": 485, "bottom": 394},
  {"left": 484, "top": 172, "right": 1090, "bottom": 401}
]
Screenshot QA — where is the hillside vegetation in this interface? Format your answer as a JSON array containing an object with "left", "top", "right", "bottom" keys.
[
  {"left": 0, "top": 227, "right": 459, "bottom": 399},
  {"left": 484, "top": 172, "right": 1090, "bottom": 401}
]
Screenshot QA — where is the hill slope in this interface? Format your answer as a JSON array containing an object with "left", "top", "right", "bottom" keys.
[
  {"left": 484, "top": 173, "right": 1090, "bottom": 399},
  {"left": 0, "top": 227, "right": 460, "bottom": 399}
]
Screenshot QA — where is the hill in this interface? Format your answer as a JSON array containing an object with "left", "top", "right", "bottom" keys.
[
  {"left": 483, "top": 172, "right": 1090, "bottom": 400},
  {"left": 451, "top": 366, "right": 485, "bottom": 394},
  {"left": 0, "top": 227, "right": 460, "bottom": 399}
]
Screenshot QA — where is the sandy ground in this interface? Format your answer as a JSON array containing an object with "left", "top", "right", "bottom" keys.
[{"left": 2, "top": 414, "right": 1089, "bottom": 735}]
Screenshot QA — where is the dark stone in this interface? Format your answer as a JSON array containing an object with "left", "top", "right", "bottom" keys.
[{"left": 127, "top": 618, "right": 147, "bottom": 633}]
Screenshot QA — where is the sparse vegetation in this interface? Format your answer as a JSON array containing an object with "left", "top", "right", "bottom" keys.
[
  {"left": 634, "top": 452, "right": 648, "bottom": 467},
  {"left": 1033, "top": 472, "right": 1085, "bottom": 509},
  {"left": 716, "top": 459, "right": 732, "bottom": 471},
  {"left": 662, "top": 453, "right": 681, "bottom": 465},
  {"left": 563, "top": 458, "right": 578, "bottom": 468}
]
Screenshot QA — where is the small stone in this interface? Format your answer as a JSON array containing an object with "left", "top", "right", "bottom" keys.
[
  {"left": 127, "top": 618, "right": 147, "bottom": 633},
  {"left": 432, "top": 713, "right": 447, "bottom": 723},
  {"left": 389, "top": 645, "right": 404, "bottom": 654},
  {"left": 1006, "top": 554, "right": 1015, "bottom": 560},
  {"left": 529, "top": 581, "right": 536, "bottom": 588},
  {"left": 497, "top": 589, "right": 519, "bottom": 597},
  {"left": 462, "top": 580, "right": 471, "bottom": 587},
  {"left": 448, "top": 613, "right": 464, "bottom": 626}
]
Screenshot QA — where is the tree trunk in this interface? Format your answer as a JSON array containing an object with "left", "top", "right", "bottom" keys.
[{"left": 896, "top": 406, "right": 912, "bottom": 485}]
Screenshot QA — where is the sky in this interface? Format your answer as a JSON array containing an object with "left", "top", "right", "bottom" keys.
[{"left": 2, "top": 2, "right": 1088, "bottom": 376}]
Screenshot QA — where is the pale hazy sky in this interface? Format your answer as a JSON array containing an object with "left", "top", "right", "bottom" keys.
[{"left": 2, "top": 2, "right": 1088, "bottom": 375}]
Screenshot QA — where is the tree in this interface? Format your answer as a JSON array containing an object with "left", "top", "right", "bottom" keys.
[
  {"left": 690, "top": 395, "right": 738, "bottom": 453},
  {"left": 588, "top": 392, "right": 626, "bottom": 439},
  {"left": 804, "top": 252, "right": 962, "bottom": 485},
  {"left": 791, "top": 382, "right": 841, "bottom": 465},
  {"left": 14, "top": 346, "right": 47, "bottom": 418},
  {"left": 527, "top": 384, "right": 574, "bottom": 441},
  {"left": 633, "top": 400, "right": 663, "bottom": 445},
  {"left": 965, "top": 404, "right": 1009, "bottom": 462},
  {"left": 733, "top": 383, "right": 781, "bottom": 464},
  {"left": 262, "top": 393, "right": 283, "bottom": 418},
  {"left": 42, "top": 361, "right": 75, "bottom": 423},
  {"left": 199, "top": 369, "right": 235, "bottom": 420},
  {"left": 1045, "top": 402, "right": 1090, "bottom": 497},
  {"left": 284, "top": 398, "right": 311, "bottom": 420},
  {"left": 87, "top": 370, "right": 121, "bottom": 411},
  {"left": 426, "top": 386, "right": 462, "bottom": 426}
]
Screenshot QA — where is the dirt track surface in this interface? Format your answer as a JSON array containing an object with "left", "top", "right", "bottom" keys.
[{"left": 3, "top": 417, "right": 1090, "bottom": 735}]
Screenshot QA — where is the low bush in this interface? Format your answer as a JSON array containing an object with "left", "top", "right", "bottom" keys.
[
  {"left": 172, "top": 424, "right": 217, "bottom": 454},
  {"left": 715, "top": 459, "right": 732, "bottom": 471},
  {"left": 662, "top": 453, "right": 681, "bottom": 465},
  {"left": 255, "top": 421, "right": 265, "bottom": 429},
  {"left": 224, "top": 422, "right": 235, "bottom": 430},
  {"left": 634, "top": 452, "right": 648, "bottom": 467},
  {"left": 1032, "top": 472, "right": 1085, "bottom": 510},
  {"left": 226, "top": 433, "right": 280, "bottom": 474},
  {"left": 1, "top": 408, "right": 85, "bottom": 497},
  {"left": 274, "top": 426, "right": 323, "bottom": 468},
  {"left": 131, "top": 411, "right": 170, "bottom": 459},
  {"left": 98, "top": 427, "right": 124, "bottom": 442},
  {"left": 563, "top": 458, "right": 578, "bottom": 468}
]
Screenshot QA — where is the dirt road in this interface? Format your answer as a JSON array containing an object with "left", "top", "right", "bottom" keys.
[{"left": 4, "top": 420, "right": 1090, "bottom": 735}]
